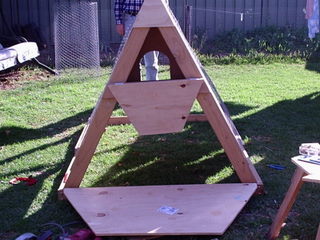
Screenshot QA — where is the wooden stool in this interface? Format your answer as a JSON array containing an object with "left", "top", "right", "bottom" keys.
[{"left": 268, "top": 156, "right": 320, "bottom": 239}]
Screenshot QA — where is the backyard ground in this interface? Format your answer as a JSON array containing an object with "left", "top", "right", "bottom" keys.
[{"left": 0, "top": 62, "right": 319, "bottom": 240}]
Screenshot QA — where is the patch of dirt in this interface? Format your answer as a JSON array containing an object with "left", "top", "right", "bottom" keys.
[{"left": 0, "top": 69, "right": 51, "bottom": 90}]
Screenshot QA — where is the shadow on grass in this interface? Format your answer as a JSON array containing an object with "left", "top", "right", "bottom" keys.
[
  {"left": 0, "top": 129, "right": 84, "bottom": 235},
  {"left": 0, "top": 109, "right": 92, "bottom": 168},
  {"left": 1, "top": 92, "right": 320, "bottom": 239},
  {"left": 93, "top": 121, "right": 239, "bottom": 187},
  {"left": 92, "top": 92, "right": 320, "bottom": 187},
  {"left": 89, "top": 92, "right": 320, "bottom": 240},
  {"left": 0, "top": 109, "right": 92, "bottom": 147},
  {"left": 0, "top": 109, "right": 92, "bottom": 236}
]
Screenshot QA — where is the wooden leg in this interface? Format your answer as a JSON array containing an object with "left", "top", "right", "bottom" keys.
[
  {"left": 268, "top": 167, "right": 306, "bottom": 239},
  {"left": 316, "top": 224, "right": 320, "bottom": 240},
  {"left": 58, "top": 97, "right": 117, "bottom": 194}
]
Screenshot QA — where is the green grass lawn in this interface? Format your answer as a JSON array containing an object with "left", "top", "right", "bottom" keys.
[{"left": 0, "top": 63, "right": 319, "bottom": 240}]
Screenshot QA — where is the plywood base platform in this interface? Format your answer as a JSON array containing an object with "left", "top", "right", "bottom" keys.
[{"left": 64, "top": 183, "right": 257, "bottom": 236}]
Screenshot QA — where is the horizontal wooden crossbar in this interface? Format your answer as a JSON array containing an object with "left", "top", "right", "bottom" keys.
[{"left": 107, "top": 114, "right": 207, "bottom": 125}]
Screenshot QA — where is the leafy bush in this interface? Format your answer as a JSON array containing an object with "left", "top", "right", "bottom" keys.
[{"left": 193, "top": 26, "right": 320, "bottom": 65}]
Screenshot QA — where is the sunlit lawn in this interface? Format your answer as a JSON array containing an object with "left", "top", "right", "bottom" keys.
[{"left": 0, "top": 63, "right": 319, "bottom": 240}]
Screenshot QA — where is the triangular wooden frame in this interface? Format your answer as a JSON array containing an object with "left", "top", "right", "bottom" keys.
[
  {"left": 59, "top": 0, "right": 263, "bottom": 236},
  {"left": 59, "top": 0, "right": 263, "bottom": 235}
]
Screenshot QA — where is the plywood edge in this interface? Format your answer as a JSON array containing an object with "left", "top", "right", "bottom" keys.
[
  {"left": 108, "top": 78, "right": 203, "bottom": 87},
  {"left": 292, "top": 157, "right": 320, "bottom": 176},
  {"left": 302, "top": 174, "right": 320, "bottom": 183}
]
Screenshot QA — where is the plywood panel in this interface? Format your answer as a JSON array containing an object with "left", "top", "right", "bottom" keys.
[
  {"left": 64, "top": 183, "right": 257, "bottom": 236},
  {"left": 108, "top": 79, "right": 203, "bottom": 135}
]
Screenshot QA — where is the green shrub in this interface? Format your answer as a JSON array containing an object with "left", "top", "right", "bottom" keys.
[{"left": 193, "top": 26, "right": 320, "bottom": 65}]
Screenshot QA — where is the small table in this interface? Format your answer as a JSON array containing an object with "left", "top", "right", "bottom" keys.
[{"left": 268, "top": 156, "right": 320, "bottom": 239}]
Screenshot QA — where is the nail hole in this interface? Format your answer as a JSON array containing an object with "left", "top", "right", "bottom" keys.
[
  {"left": 97, "top": 213, "right": 106, "bottom": 217},
  {"left": 99, "top": 191, "right": 108, "bottom": 195},
  {"left": 180, "top": 84, "right": 186, "bottom": 88},
  {"left": 181, "top": 116, "right": 186, "bottom": 120},
  {"left": 177, "top": 212, "right": 184, "bottom": 215}
]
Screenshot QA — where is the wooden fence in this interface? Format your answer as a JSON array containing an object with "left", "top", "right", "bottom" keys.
[{"left": 0, "top": 0, "right": 308, "bottom": 50}]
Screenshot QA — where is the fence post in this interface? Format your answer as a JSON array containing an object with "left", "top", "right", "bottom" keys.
[{"left": 184, "top": 5, "right": 192, "bottom": 43}]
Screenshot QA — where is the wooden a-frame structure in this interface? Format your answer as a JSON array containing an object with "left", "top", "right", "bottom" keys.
[{"left": 59, "top": 0, "right": 263, "bottom": 237}]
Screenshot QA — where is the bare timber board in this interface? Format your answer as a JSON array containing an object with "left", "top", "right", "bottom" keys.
[{"left": 64, "top": 183, "right": 257, "bottom": 236}]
